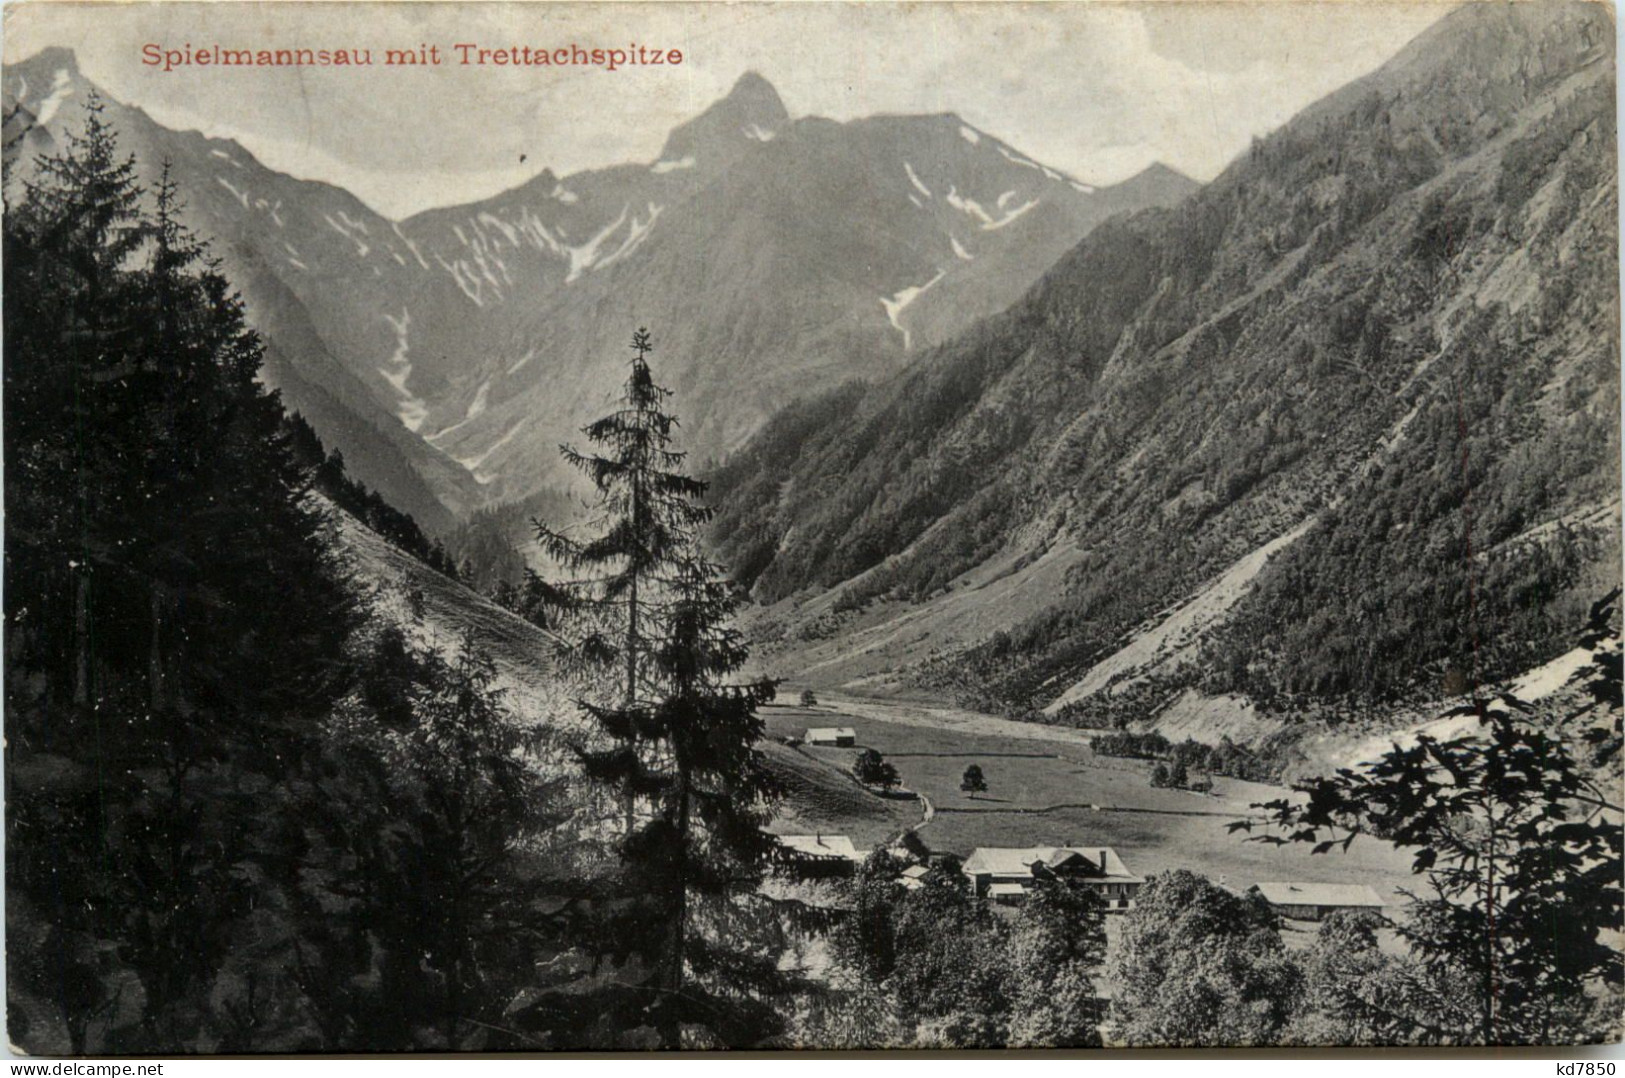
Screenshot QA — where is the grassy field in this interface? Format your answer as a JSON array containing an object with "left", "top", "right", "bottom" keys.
[
  {"left": 759, "top": 740, "right": 921, "bottom": 848},
  {"left": 762, "top": 700, "right": 1420, "bottom": 906}
]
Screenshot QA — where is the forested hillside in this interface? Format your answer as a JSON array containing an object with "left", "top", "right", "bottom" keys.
[{"left": 709, "top": 1, "right": 1620, "bottom": 723}]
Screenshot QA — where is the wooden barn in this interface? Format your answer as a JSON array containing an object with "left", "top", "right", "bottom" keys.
[
  {"left": 1251, "top": 881, "right": 1386, "bottom": 921},
  {"left": 805, "top": 727, "right": 857, "bottom": 747}
]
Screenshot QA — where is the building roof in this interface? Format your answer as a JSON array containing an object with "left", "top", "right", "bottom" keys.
[
  {"left": 961, "top": 846, "right": 1141, "bottom": 883},
  {"left": 805, "top": 727, "right": 857, "bottom": 741},
  {"left": 778, "top": 834, "right": 862, "bottom": 862},
  {"left": 900, "top": 864, "right": 930, "bottom": 879},
  {"left": 1252, "top": 881, "right": 1386, "bottom": 909},
  {"left": 988, "top": 882, "right": 1029, "bottom": 897}
]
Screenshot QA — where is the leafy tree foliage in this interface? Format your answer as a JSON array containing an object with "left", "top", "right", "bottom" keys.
[
  {"left": 1005, "top": 878, "right": 1108, "bottom": 1047},
  {"left": 960, "top": 764, "right": 989, "bottom": 798},
  {"left": 1108, "top": 870, "right": 1302, "bottom": 1046},
  {"left": 1573, "top": 588, "right": 1623, "bottom": 769},
  {"left": 1281, "top": 910, "right": 1445, "bottom": 1047},
  {"left": 1239, "top": 593, "right": 1625, "bottom": 1046},
  {"left": 823, "top": 856, "right": 1107, "bottom": 1047},
  {"left": 854, "top": 748, "right": 900, "bottom": 791},
  {"left": 1241, "top": 698, "right": 1623, "bottom": 1044}
]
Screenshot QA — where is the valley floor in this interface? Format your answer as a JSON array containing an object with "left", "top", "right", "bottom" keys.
[{"left": 762, "top": 693, "right": 1420, "bottom": 909}]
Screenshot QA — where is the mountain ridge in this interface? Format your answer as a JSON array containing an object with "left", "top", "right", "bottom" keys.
[
  {"left": 706, "top": 0, "right": 1620, "bottom": 733},
  {"left": 2, "top": 52, "right": 1198, "bottom": 523}
]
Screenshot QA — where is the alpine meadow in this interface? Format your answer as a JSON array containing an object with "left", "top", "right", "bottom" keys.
[{"left": 2, "top": 0, "right": 1621, "bottom": 1053}]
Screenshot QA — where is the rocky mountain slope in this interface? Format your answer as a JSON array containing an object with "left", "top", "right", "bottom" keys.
[
  {"left": 709, "top": 2, "right": 1621, "bottom": 733},
  {"left": 2, "top": 55, "right": 1196, "bottom": 522}
]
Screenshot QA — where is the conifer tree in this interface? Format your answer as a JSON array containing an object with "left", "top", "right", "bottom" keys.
[
  {"left": 535, "top": 328, "right": 708, "bottom": 706},
  {"left": 532, "top": 330, "right": 818, "bottom": 1047},
  {"left": 6, "top": 101, "right": 360, "bottom": 1052}
]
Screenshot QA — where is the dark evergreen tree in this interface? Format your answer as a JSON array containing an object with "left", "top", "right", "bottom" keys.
[
  {"left": 5, "top": 102, "right": 360, "bottom": 1053},
  {"left": 291, "top": 629, "right": 569, "bottom": 1051},
  {"left": 529, "top": 329, "right": 818, "bottom": 1047}
]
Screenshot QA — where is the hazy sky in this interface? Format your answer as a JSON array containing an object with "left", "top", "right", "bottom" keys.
[{"left": 5, "top": 1, "right": 1459, "bottom": 218}]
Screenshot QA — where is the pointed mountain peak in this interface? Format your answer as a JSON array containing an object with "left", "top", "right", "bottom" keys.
[
  {"left": 725, "top": 70, "right": 785, "bottom": 114},
  {"left": 12, "top": 45, "right": 83, "bottom": 76},
  {"left": 1116, "top": 161, "right": 1200, "bottom": 201},
  {"left": 5, "top": 46, "right": 90, "bottom": 131},
  {"left": 658, "top": 70, "right": 789, "bottom": 161},
  {"left": 1131, "top": 162, "right": 1194, "bottom": 184},
  {"left": 6, "top": 45, "right": 85, "bottom": 98}
]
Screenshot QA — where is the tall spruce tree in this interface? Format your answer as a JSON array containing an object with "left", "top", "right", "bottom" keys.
[{"left": 532, "top": 330, "right": 819, "bottom": 1047}]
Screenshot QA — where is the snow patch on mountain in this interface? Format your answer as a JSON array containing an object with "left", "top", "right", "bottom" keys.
[
  {"left": 950, "top": 234, "right": 973, "bottom": 261},
  {"left": 507, "top": 346, "right": 536, "bottom": 376},
  {"left": 564, "top": 205, "right": 650, "bottom": 283},
  {"left": 466, "top": 379, "right": 491, "bottom": 421},
  {"left": 984, "top": 197, "right": 1039, "bottom": 231},
  {"left": 324, "top": 212, "right": 370, "bottom": 257},
  {"left": 450, "top": 221, "right": 514, "bottom": 298},
  {"left": 513, "top": 207, "right": 566, "bottom": 258},
  {"left": 959, "top": 125, "right": 981, "bottom": 145},
  {"left": 995, "top": 144, "right": 1043, "bottom": 175},
  {"left": 905, "top": 162, "right": 932, "bottom": 199},
  {"left": 476, "top": 212, "right": 520, "bottom": 247},
  {"left": 651, "top": 155, "right": 695, "bottom": 174},
  {"left": 880, "top": 270, "right": 946, "bottom": 350},
  {"left": 216, "top": 176, "right": 250, "bottom": 209},
  {"left": 35, "top": 69, "right": 73, "bottom": 126},
  {"left": 1069, "top": 180, "right": 1097, "bottom": 194},
  {"left": 377, "top": 309, "right": 428, "bottom": 432},
  {"left": 552, "top": 183, "right": 579, "bottom": 204},
  {"left": 426, "top": 379, "right": 492, "bottom": 445},
  {"left": 209, "top": 148, "right": 244, "bottom": 169},
  {"left": 743, "top": 123, "right": 777, "bottom": 142},
  {"left": 595, "top": 203, "right": 664, "bottom": 273},
  {"left": 456, "top": 417, "right": 531, "bottom": 481},
  {"left": 392, "top": 222, "right": 430, "bottom": 269},
  {"left": 995, "top": 144, "right": 1069, "bottom": 184},
  {"left": 945, "top": 185, "right": 993, "bottom": 226},
  {"left": 564, "top": 206, "right": 628, "bottom": 282},
  {"left": 434, "top": 248, "right": 501, "bottom": 307},
  {"left": 908, "top": 194, "right": 924, "bottom": 210}
]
